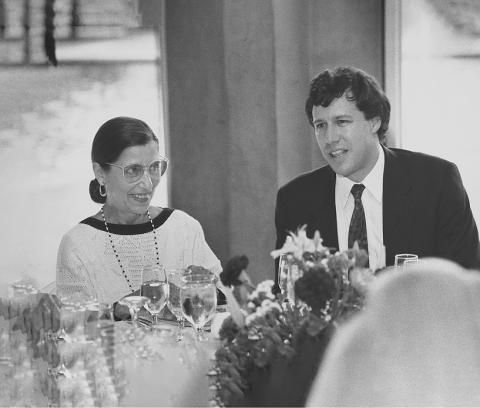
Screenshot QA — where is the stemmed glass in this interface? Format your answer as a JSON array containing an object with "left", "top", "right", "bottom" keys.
[
  {"left": 278, "top": 254, "right": 289, "bottom": 295},
  {"left": 180, "top": 272, "right": 217, "bottom": 341},
  {"left": 167, "top": 269, "right": 187, "bottom": 341},
  {"left": 58, "top": 295, "right": 87, "bottom": 343},
  {"left": 278, "top": 254, "right": 297, "bottom": 304},
  {"left": 141, "top": 265, "right": 169, "bottom": 329},
  {"left": 118, "top": 296, "right": 150, "bottom": 329}
]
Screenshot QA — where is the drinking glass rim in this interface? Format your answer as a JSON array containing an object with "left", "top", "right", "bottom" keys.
[
  {"left": 181, "top": 273, "right": 217, "bottom": 284},
  {"left": 395, "top": 253, "right": 418, "bottom": 259}
]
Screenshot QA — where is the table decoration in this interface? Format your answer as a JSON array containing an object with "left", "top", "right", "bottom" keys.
[{"left": 210, "top": 226, "right": 375, "bottom": 407}]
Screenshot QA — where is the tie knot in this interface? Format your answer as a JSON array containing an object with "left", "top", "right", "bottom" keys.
[{"left": 351, "top": 184, "right": 365, "bottom": 200}]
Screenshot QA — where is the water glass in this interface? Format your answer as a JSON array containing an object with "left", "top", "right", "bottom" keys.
[
  {"left": 278, "top": 254, "right": 297, "bottom": 304},
  {"left": 180, "top": 273, "right": 217, "bottom": 341},
  {"left": 141, "top": 265, "right": 169, "bottom": 328},
  {"left": 167, "top": 269, "right": 187, "bottom": 341},
  {"left": 394, "top": 253, "right": 419, "bottom": 271}
]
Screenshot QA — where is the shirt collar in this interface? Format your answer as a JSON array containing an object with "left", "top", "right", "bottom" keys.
[{"left": 336, "top": 143, "right": 385, "bottom": 208}]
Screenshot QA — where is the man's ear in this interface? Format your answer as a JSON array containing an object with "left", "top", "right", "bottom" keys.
[
  {"left": 369, "top": 116, "right": 381, "bottom": 135},
  {"left": 92, "top": 162, "right": 106, "bottom": 185}
]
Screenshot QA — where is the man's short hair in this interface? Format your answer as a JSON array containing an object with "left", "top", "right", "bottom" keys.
[{"left": 305, "top": 66, "right": 391, "bottom": 142}]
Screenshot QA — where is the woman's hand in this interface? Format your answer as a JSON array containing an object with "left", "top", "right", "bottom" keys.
[{"left": 113, "top": 289, "right": 141, "bottom": 321}]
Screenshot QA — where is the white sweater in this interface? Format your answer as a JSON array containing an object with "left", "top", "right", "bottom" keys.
[{"left": 56, "top": 208, "right": 221, "bottom": 305}]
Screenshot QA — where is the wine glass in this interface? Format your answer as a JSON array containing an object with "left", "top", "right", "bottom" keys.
[
  {"left": 180, "top": 273, "right": 217, "bottom": 341},
  {"left": 141, "top": 265, "right": 169, "bottom": 329},
  {"left": 118, "top": 295, "right": 150, "bottom": 328},
  {"left": 166, "top": 269, "right": 187, "bottom": 341},
  {"left": 394, "top": 253, "right": 419, "bottom": 271},
  {"left": 95, "top": 303, "right": 115, "bottom": 352},
  {"left": 58, "top": 296, "right": 85, "bottom": 343}
]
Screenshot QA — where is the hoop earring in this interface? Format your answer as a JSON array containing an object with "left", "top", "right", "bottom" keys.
[{"left": 99, "top": 184, "right": 107, "bottom": 197}]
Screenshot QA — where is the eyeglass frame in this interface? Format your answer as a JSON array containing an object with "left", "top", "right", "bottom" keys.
[{"left": 102, "top": 157, "right": 168, "bottom": 183}]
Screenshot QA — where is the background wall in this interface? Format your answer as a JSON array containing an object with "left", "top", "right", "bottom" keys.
[{"left": 164, "top": 0, "right": 384, "bottom": 282}]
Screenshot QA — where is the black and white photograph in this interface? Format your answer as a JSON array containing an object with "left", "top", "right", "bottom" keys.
[{"left": 1, "top": 0, "right": 480, "bottom": 406}]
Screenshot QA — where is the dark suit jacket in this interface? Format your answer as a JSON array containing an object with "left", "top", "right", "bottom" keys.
[{"left": 275, "top": 146, "right": 480, "bottom": 281}]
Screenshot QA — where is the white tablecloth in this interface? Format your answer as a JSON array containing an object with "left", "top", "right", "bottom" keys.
[{"left": 115, "top": 321, "right": 219, "bottom": 407}]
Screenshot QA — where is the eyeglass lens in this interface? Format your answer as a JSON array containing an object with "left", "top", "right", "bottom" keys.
[{"left": 124, "top": 160, "right": 167, "bottom": 182}]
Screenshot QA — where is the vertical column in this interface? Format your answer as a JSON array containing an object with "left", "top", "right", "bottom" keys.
[
  {"left": 273, "top": 0, "right": 313, "bottom": 187},
  {"left": 223, "top": 0, "right": 278, "bottom": 280},
  {"left": 307, "top": 0, "right": 384, "bottom": 79},
  {"left": 23, "top": 0, "right": 31, "bottom": 63},
  {"left": 164, "top": 0, "right": 230, "bottom": 265},
  {"left": 0, "top": 0, "right": 5, "bottom": 39},
  {"left": 70, "top": 0, "right": 80, "bottom": 39}
]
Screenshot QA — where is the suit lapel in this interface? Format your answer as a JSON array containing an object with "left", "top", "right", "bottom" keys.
[
  {"left": 311, "top": 166, "right": 338, "bottom": 251},
  {"left": 382, "top": 146, "right": 413, "bottom": 266}
]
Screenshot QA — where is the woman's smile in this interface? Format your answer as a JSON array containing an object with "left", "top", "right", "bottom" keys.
[{"left": 130, "top": 192, "right": 151, "bottom": 203}]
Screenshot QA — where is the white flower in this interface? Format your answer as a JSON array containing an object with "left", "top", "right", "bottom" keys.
[
  {"left": 271, "top": 236, "right": 298, "bottom": 259},
  {"left": 271, "top": 226, "right": 327, "bottom": 261},
  {"left": 291, "top": 226, "right": 313, "bottom": 258},
  {"left": 312, "top": 230, "right": 325, "bottom": 252},
  {"left": 256, "top": 280, "right": 275, "bottom": 295}
]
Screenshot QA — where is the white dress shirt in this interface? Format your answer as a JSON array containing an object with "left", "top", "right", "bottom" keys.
[{"left": 335, "top": 143, "right": 385, "bottom": 271}]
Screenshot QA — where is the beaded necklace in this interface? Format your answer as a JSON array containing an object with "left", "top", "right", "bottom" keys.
[{"left": 100, "top": 205, "right": 160, "bottom": 293}]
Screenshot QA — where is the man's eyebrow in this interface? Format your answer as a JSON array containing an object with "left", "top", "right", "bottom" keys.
[{"left": 313, "top": 114, "right": 352, "bottom": 123}]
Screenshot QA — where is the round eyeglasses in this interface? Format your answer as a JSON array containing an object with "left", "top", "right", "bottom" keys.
[{"left": 103, "top": 158, "right": 168, "bottom": 183}]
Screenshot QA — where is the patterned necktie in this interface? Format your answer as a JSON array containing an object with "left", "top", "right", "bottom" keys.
[{"left": 348, "top": 184, "right": 369, "bottom": 257}]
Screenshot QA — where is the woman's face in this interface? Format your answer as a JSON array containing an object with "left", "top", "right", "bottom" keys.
[{"left": 99, "top": 141, "right": 161, "bottom": 221}]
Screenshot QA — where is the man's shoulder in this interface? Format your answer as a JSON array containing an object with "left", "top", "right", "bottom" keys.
[
  {"left": 278, "top": 166, "right": 333, "bottom": 194},
  {"left": 386, "top": 147, "right": 456, "bottom": 173}
]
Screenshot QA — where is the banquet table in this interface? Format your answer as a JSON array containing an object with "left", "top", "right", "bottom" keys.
[
  {"left": 0, "top": 289, "right": 222, "bottom": 407},
  {"left": 0, "top": 284, "right": 334, "bottom": 407}
]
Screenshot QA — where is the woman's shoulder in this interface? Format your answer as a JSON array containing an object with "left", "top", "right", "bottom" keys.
[
  {"left": 161, "top": 208, "right": 202, "bottom": 229},
  {"left": 65, "top": 218, "right": 98, "bottom": 234},
  {"left": 58, "top": 219, "right": 100, "bottom": 254}
]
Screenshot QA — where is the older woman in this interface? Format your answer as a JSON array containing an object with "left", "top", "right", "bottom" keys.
[
  {"left": 307, "top": 259, "right": 480, "bottom": 407},
  {"left": 56, "top": 117, "right": 221, "bottom": 305}
]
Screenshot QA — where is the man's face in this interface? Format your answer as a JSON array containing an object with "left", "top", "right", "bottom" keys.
[{"left": 312, "top": 94, "right": 381, "bottom": 182}]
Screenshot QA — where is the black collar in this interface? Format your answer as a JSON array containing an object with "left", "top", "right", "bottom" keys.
[{"left": 80, "top": 208, "right": 174, "bottom": 235}]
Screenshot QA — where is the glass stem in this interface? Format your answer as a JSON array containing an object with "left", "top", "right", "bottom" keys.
[
  {"left": 151, "top": 313, "right": 160, "bottom": 330},
  {"left": 176, "top": 317, "right": 184, "bottom": 341},
  {"left": 130, "top": 307, "right": 138, "bottom": 327},
  {"left": 196, "top": 326, "right": 205, "bottom": 342}
]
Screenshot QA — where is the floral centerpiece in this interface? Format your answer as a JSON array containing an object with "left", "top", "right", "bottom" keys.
[{"left": 209, "top": 226, "right": 375, "bottom": 407}]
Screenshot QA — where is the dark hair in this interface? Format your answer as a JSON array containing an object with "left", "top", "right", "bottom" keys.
[
  {"left": 305, "top": 66, "right": 390, "bottom": 142},
  {"left": 89, "top": 116, "right": 159, "bottom": 203}
]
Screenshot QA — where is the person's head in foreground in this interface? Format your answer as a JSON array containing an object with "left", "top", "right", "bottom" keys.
[
  {"left": 89, "top": 116, "right": 167, "bottom": 224},
  {"left": 307, "top": 259, "right": 480, "bottom": 407},
  {"left": 305, "top": 66, "right": 390, "bottom": 182}
]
